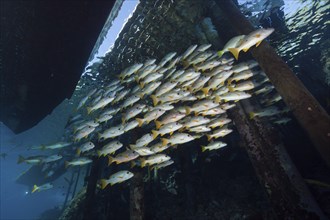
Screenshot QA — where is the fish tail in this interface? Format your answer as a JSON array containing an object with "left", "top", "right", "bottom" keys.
[
  {"left": 121, "top": 116, "right": 126, "bottom": 124},
  {"left": 97, "top": 150, "right": 102, "bottom": 158},
  {"left": 151, "top": 95, "right": 159, "bottom": 106},
  {"left": 182, "top": 60, "right": 189, "bottom": 68},
  {"left": 206, "top": 134, "right": 212, "bottom": 141},
  {"left": 201, "top": 87, "right": 209, "bottom": 95},
  {"left": 139, "top": 81, "right": 145, "bottom": 88},
  {"left": 100, "top": 179, "right": 108, "bottom": 190},
  {"left": 201, "top": 146, "right": 207, "bottom": 152},
  {"left": 65, "top": 161, "right": 70, "bottom": 169},
  {"left": 228, "top": 86, "right": 235, "bottom": 92},
  {"left": 155, "top": 120, "right": 162, "bottom": 129},
  {"left": 217, "top": 50, "right": 224, "bottom": 57},
  {"left": 17, "top": 155, "right": 25, "bottom": 164},
  {"left": 161, "top": 138, "right": 169, "bottom": 146},
  {"left": 140, "top": 158, "right": 146, "bottom": 168},
  {"left": 249, "top": 112, "right": 256, "bottom": 120},
  {"left": 87, "top": 107, "right": 92, "bottom": 115},
  {"left": 31, "top": 185, "right": 38, "bottom": 193},
  {"left": 98, "top": 133, "right": 103, "bottom": 141},
  {"left": 108, "top": 156, "right": 114, "bottom": 166},
  {"left": 130, "top": 161, "right": 136, "bottom": 168},
  {"left": 76, "top": 148, "right": 81, "bottom": 156},
  {"left": 228, "top": 48, "right": 240, "bottom": 60},
  {"left": 136, "top": 118, "right": 144, "bottom": 127},
  {"left": 151, "top": 130, "right": 159, "bottom": 139},
  {"left": 187, "top": 86, "right": 193, "bottom": 93},
  {"left": 185, "top": 106, "right": 191, "bottom": 115},
  {"left": 215, "top": 95, "right": 221, "bottom": 103}
]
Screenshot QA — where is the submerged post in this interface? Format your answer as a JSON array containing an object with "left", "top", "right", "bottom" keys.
[
  {"left": 216, "top": 0, "right": 330, "bottom": 168},
  {"left": 129, "top": 171, "right": 144, "bottom": 220},
  {"left": 129, "top": 130, "right": 145, "bottom": 220},
  {"left": 229, "top": 102, "right": 326, "bottom": 219}
]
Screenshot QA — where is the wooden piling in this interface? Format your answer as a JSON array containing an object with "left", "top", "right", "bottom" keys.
[
  {"left": 216, "top": 0, "right": 330, "bottom": 168},
  {"left": 228, "top": 102, "right": 326, "bottom": 219}
]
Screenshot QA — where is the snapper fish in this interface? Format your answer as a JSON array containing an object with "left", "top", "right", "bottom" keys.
[
  {"left": 136, "top": 108, "right": 167, "bottom": 127},
  {"left": 31, "top": 142, "right": 72, "bottom": 150},
  {"left": 76, "top": 142, "right": 95, "bottom": 156},
  {"left": 151, "top": 159, "right": 174, "bottom": 170},
  {"left": 155, "top": 111, "right": 186, "bottom": 129},
  {"left": 42, "top": 154, "right": 63, "bottom": 163},
  {"left": 32, "top": 183, "right": 53, "bottom": 193},
  {"left": 87, "top": 95, "right": 115, "bottom": 114},
  {"left": 181, "top": 44, "right": 198, "bottom": 60},
  {"left": 206, "top": 127, "right": 233, "bottom": 141},
  {"left": 130, "top": 133, "right": 154, "bottom": 149},
  {"left": 17, "top": 155, "right": 45, "bottom": 164},
  {"left": 97, "top": 140, "right": 123, "bottom": 157},
  {"left": 140, "top": 154, "right": 171, "bottom": 167},
  {"left": 217, "top": 35, "right": 245, "bottom": 57},
  {"left": 100, "top": 170, "right": 134, "bottom": 189},
  {"left": 98, "top": 125, "right": 124, "bottom": 141},
  {"left": 216, "top": 91, "right": 251, "bottom": 102},
  {"left": 228, "top": 28, "right": 275, "bottom": 60},
  {"left": 65, "top": 157, "right": 92, "bottom": 168},
  {"left": 74, "top": 126, "right": 95, "bottom": 142},
  {"left": 108, "top": 150, "right": 139, "bottom": 165},
  {"left": 201, "top": 141, "right": 227, "bottom": 152},
  {"left": 249, "top": 106, "right": 282, "bottom": 119},
  {"left": 161, "top": 133, "right": 195, "bottom": 146},
  {"left": 119, "top": 63, "right": 143, "bottom": 80},
  {"left": 152, "top": 122, "right": 183, "bottom": 138}
]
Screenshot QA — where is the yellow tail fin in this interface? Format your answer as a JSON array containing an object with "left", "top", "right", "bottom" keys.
[
  {"left": 121, "top": 117, "right": 126, "bottom": 124},
  {"left": 136, "top": 118, "right": 144, "bottom": 127},
  {"left": 139, "top": 81, "right": 145, "bottom": 88},
  {"left": 76, "top": 148, "right": 81, "bottom": 156},
  {"left": 151, "top": 95, "right": 159, "bottom": 106},
  {"left": 161, "top": 138, "right": 169, "bottom": 146},
  {"left": 228, "top": 48, "right": 240, "bottom": 60},
  {"left": 201, "top": 87, "right": 210, "bottom": 95},
  {"left": 31, "top": 185, "right": 38, "bottom": 193},
  {"left": 140, "top": 158, "right": 146, "bottom": 168},
  {"left": 217, "top": 50, "right": 224, "bottom": 57},
  {"left": 87, "top": 107, "right": 92, "bottom": 115},
  {"left": 97, "top": 150, "right": 102, "bottom": 158},
  {"left": 152, "top": 130, "right": 159, "bottom": 139},
  {"left": 98, "top": 133, "right": 103, "bottom": 141},
  {"left": 108, "top": 156, "right": 114, "bottom": 166},
  {"left": 185, "top": 106, "right": 191, "bottom": 115},
  {"left": 206, "top": 134, "right": 212, "bottom": 141},
  {"left": 228, "top": 86, "right": 235, "bottom": 92},
  {"left": 249, "top": 112, "right": 256, "bottom": 120},
  {"left": 215, "top": 95, "right": 221, "bottom": 103},
  {"left": 155, "top": 120, "right": 162, "bottom": 129},
  {"left": 100, "top": 179, "right": 108, "bottom": 190},
  {"left": 201, "top": 146, "right": 207, "bottom": 152}
]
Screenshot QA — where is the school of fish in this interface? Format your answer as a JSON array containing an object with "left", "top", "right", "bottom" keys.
[{"left": 18, "top": 28, "right": 292, "bottom": 192}]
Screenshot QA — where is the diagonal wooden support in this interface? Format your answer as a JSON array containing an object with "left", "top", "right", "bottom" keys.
[{"left": 216, "top": 0, "right": 330, "bottom": 168}]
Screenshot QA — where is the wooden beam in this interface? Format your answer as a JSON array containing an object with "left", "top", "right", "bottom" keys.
[{"left": 216, "top": 0, "right": 330, "bottom": 168}]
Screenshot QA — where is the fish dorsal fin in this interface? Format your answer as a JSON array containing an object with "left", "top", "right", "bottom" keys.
[{"left": 255, "top": 34, "right": 261, "bottom": 38}]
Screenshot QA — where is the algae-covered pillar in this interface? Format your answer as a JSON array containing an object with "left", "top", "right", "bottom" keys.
[
  {"left": 229, "top": 102, "right": 326, "bottom": 219},
  {"left": 129, "top": 130, "right": 145, "bottom": 220},
  {"left": 216, "top": 0, "right": 330, "bottom": 168},
  {"left": 129, "top": 171, "right": 144, "bottom": 220}
]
